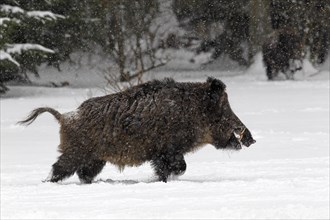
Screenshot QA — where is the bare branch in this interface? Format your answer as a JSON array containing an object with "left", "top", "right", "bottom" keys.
[{"left": 127, "top": 61, "right": 167, "bottom": 81}]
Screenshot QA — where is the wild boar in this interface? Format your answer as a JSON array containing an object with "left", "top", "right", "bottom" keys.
[{"left": 18, "top": 77, "right": 256, "bottom": 183}]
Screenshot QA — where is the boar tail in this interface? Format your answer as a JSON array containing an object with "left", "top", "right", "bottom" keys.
[{"left": 18, "top": 107, "right": 62, "bottom": 126}]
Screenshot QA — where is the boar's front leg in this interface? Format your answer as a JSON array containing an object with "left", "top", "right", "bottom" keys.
[
  {"left": 76, "top": 159, "right": 106, "bottom": 184},
  {"left": 169, "top": 154, "right": 186, "bottom": 176},
  {"left": 151, "top": 150, "right": 186, "bottom": 183},
  {"left": 151, "top": 154, "right": 170, "bottom": 182}
]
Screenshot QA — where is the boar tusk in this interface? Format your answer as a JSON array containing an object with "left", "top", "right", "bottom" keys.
[{"left": 239, "top": 128, "right": 246, "bottom": 141}]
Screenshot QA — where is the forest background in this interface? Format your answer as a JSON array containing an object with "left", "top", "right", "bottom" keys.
[{"left": 0, "top": 0, "right": 329, "bottom": 92}]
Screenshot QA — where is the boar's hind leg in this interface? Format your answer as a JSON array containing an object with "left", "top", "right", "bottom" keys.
[
  {"left": 151, "top": 152, "right": 186, "bottom": 183},
  {"left": 77, "top": 159, "right": 106, "bottom": 184},
  {"left": 49, "top": 151, "right": 81, "bottom": 183}
]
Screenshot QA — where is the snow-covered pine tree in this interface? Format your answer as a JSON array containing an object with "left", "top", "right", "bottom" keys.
[{"left": 0, "top": 0, "right": 64, "bottom": 93}]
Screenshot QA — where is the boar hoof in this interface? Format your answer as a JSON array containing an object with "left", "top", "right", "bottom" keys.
[{"left": 77, "top": 160, "right": 106, "bottom": 184}]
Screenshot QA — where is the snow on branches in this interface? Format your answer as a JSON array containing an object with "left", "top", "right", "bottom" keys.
[
  {"left": 0, "top": 4, "right": 65, "bottom": 21},
  {"left": 5, "top": 44, "right": 55, "bottom": 55},
  {"left": 0, "top": 3, "right": 63, "bottom": 65},
  {"left": 0, "top": 50, "right": 20, "bottom": 66}
]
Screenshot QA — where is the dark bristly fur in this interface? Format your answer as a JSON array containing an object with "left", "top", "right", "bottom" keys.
[{"left": 19, "top": 77, "right": 256, "bottom": 183}]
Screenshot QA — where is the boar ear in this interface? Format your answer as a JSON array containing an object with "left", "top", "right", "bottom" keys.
[
  {"left": 206, "top": 77, "right": 226, "bottom": 104},
  {"left": 207, "top": 77, "right": 226, "bottom": 92}
]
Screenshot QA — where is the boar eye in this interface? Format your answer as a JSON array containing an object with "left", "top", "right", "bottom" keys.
[{"left": 214, "top": 118, "right": 221, "bottom": 124}]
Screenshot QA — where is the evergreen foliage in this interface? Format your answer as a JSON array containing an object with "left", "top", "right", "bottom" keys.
[
  {"left": 173, "top": 0, "right": 250, "bottom": 65},
  {"left": 270, "top": 0, "right": 329, "bottom": 64},
  {"left": 0, "top": 0, "right": 65, "bottom": 92}
]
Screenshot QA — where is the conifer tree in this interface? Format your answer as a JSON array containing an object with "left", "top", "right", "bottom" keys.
[{"left": 0, "top": 0, "right": 64, "bottom": 92}]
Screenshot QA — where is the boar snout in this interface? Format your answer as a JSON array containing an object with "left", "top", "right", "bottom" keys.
[
  {"left": 229, "top": 126, "right": 256, "bottom": 149},
  {"left": 240, "top": 128, "right": 256, "bottom": 147}
]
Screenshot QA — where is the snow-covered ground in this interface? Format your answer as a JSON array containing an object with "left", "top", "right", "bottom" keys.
[{"left": 1, "top": 58, "right": 329, "bottom": 219}]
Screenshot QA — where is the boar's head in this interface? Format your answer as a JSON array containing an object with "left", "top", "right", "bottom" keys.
[{"left": 205, "top": 77, "right": 256, "bottom": 150}]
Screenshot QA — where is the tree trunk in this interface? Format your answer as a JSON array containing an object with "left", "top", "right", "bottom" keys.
[
  {"left": 248, "top": 0, "right": 272, "bottom": 64},
  {"left": 113, "top": 6, "right": 127, "bottom": 82}
]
